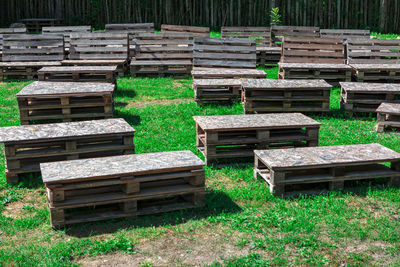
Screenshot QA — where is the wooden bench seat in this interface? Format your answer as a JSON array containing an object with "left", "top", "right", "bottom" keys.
[
  {"left": 376, "top": 103, "right": 400, "bottom": 132},
  {"left": 0, "top": 118, "right": 135, "bottom": 183},
  {"left": 192, "top": 68, "right": 266, "bottom": 79},
  {"left": 40, "top": 150, "right": 205, "bottom": 227},
  {"left": 340, "top": 82, "right": 400, "bottom": 116},
  {"left": 17, "top": 81, "right": 115, "bottom": 124},
  {"left": 193, "top": 79, "right": 242, "bottom": 103},
  {"left": 241, "top": 79, "right": 332, "bottom": 113},
  {"left": 254, "top": 143, "right": 400, "bottom": 197},
  {"left": 194, "top": 113, "right": 320, "bottom": 165},
  {"left": 349, "top": 64, "right": 400, "bottom": 83},
  {"left": 38, "top": 66, "right": 117, "bottom": 83}
]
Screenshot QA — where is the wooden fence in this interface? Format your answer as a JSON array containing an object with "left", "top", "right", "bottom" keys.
[{"left": 0, "top": 0, "right": 397, "bottom": 33}]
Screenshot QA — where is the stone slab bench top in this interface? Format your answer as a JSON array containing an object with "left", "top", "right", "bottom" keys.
[
  {"left": 40, "top": 150, "right": 204, "bottom": 184},
  {"left": 0, "top": 61, "right": 61, "bottom": 67},
  {"left": 340, "top": 82, "right": 400, "bottom": 92},
  {"left": 192, "top": 68, "right": 266, "bottom": 76},
  {"left": 376, "top": 102, "right": 400, "bottom": 114},
  {"left": 193, "top": 113, "right": 320, "bottom": 131},
  {"left": 193, "top": 79, "right": 242, "bottom": 86},
  {"left": 38, "top": 66, "right": 117, "bottom": 72},
  {"left": 279, "top": 62, "right": 352, "bottom": 69},
  {"left": 255, "top": 143, "right": 400, "bottom": 170},
  {"left": 241, "top": 79, "right": 331, "bottom": 89},
  {"left": 17, "top": 81, "right": 115, "bottom": 97},
  {"left": 349, "top": 64, "right": 400, "bottom": 70},
  {"left": 0, "top": 118, "right": 135, "bottom": 144}
]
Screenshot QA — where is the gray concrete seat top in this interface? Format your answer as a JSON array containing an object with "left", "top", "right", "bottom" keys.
[
  {"left": 0, "top": 118, "right": 135, "bottom": 144},
  {"left": 376, "top": 102, "right": 400, "bottom": 114},
  {"left": 40, "top": 150, "right": 204, "bottom": 184},
  {"left": 255, "top": 143, "right": 400, "bottom": 170},
  {"left": 340, "top": 82, "right": 400, "bottom": 92},
  {"left": 17, "top": 81, "right": 115, "bottom": 97},
  {"left": 279, "top": 62, "right": 352, "bottom": 69},
  {"left": 241, "top": 79, "right": 331, "bottom": 89},
  {"left": 193, "top": 113, "right": 320, "bottom": 131}
]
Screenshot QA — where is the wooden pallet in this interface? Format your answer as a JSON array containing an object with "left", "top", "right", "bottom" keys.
[
  {"left": 0, "top": 28, "right": 27, "bottom": 61},
  {"left": 193, "top": 79, "right": 242, "bottom": 103},
  {"left": 105, "top": 23, "right": 154, "bottom": 58},
  {"left": 161, "top": 24, "right": 210, "bottom": 37},
  {"left": 376, "top": 103, "right": 400, "bottom": 133},
  {"left": 242, "top": 79, "right": 332, "bottom": 113},
  {"left": 19, "top": 18, "right": 63, "bottom": 33},
  {"left": 38, "top": 66, "right": 117, "bottom": 83},
  {"left": 194, "top": 113, "right": 320, "bottom": 165},
  {"left": 349, "top": 64, "right": 400, "bottom": 83},
  {"left": 130, "top": 32, "right": 193, "bottom": 77},
  {"left": 320, "top": 29, "right": 370, "bottom": 39},
  {"left": 347, "top": 38, "right": 400, "bottom": 64},
  {"left": 340, "top": 82, "right": 400, "bottom": 116},
  {"left": 279, "top": 63, "right": 352, "bottom": 86},
  {"left": 221, "top": 26, "right": 270, "bottom": 46},
  {"left": 191, "top": 68, "right": 266, "bottom": 79},
  {"left": 270, "top": 25, "right": 320, "bottom": 47},
  {"left": 17, "top": 81, "right": 115, "bottom": 125},
  {"left": 254, "top": 143, "right": 400, "bottom": 197},
  {"left": 42, "top": 26, "right": 92, "bottom": 51},
  {"left": 193, "top": 37, "right": 257, "bottom": 69},
  {"left": 0, "top": 118, "right": 135, "bottom": 184},
  {"left": 1, "top": 34, "right": 64, "bottom": 80},
  {"left": 40, "top": 150, "right": 205, "bottom": 227},
  {"left": 256, "top": 46, "right": 281, "bottom": 68}
]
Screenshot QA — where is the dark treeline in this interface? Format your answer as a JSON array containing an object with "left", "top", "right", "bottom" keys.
[{"left": 0, "top": 0, "right": 397, "bottom": 33}]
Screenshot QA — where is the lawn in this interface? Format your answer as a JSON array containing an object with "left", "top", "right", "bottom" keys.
[{"left": 0, "top": 57, "right": 400, "bottom": 265}]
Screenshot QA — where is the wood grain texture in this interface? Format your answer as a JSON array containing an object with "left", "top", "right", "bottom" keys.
[
  {"left": 340, "top": 82, "right": 400, "bottom": 92},
  {"left": 241, "top": 79, "right": 331, "bottom": 89},
  {"left": 376, "top": 102, "right": 400, "bottom": 114}
]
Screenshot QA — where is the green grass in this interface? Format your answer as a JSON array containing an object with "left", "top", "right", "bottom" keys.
[{"left": 1, "top": 36, "right": 400, "bottom": 266}]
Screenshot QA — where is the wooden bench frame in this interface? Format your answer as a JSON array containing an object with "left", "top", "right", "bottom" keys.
[
  {"left": 0, "top": 28, "right": 28, "bottom": 61},
  {"left": 161, "top": 24, "right": 210, "bottom": 37},
  {"left": 19, "top": 18, "right": 63, "bottom": 33},
  {"left": 320, "top": 29, "right": 370, "bottom": 39},
  {"left": 375, "top": 103, "right": 400, "bottom": 133},
  {"left": 42, "top": 26, "right": 92, "bottom": 52},
  {"left": 270, "top": 25, "right": 320, "bottom": 47},
  {"left": 38, "top": 66, "right": 117, "bottom": 83}
]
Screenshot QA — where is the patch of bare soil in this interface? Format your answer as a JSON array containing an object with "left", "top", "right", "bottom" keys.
[
  {"left": 78, "top": 230, "right": 265, "bottom": 266},
  {"left": 2, "top": 190, "right": 45, "bottom": 219},
  {"left": 128, "top": 98, "right": 193, "bottom": 109}
]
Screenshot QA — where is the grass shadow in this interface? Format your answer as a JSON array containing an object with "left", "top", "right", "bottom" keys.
[
  {"left": 115, "top": 109, "right": 141, "bottom": 126},
  {"left": 64, "top": 189, "right": 241, "bottom": 237}
]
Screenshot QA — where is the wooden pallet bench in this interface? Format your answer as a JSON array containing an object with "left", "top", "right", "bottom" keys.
[
  {"left": 347, "top": 39, "right": 400, "bottom": 82},
  {"left": 270, "top": 25, "right": 320, "bottom": 47},
  {"left": 221, "top": 26, "right": 270, "bottom": 46},
  {"left": 194, "top": 113, "right": 320, "bottom": 165},
  {"left": 320, "top": 29, "right": 370, "bottom": 39},
  {"left": 193, "top": 79, "right": 242, "bottom": 103},
  {"left": 0, "top": 34, "right": 64, "bottom": 80},
  {"left": 242, "top": 79, "right": 332, "bottom": 113},
  {"left": 256, "top": 46, "right": 281, "bottom": 68},
  {"left": 105, "top": 23, "right": 154, "bottom": 58},
  {"left": 19, "top": 18, "right": 63, "bottom": 32},
  {"left": 254, "top": 143, "right": 400, "bottom": 197},
  {"left": 192, "top": 68, "right": 266, "bottom": 79},
  {"left": 65, "top": 32, "right": 129, "bottom": 77},
  {"left": 161, "top": 24, "right": 210, "bottom": 37},
  {"left": 376, "top": 103, "right": 400, "bottom": 133},
  {"left": 0, "top": 28, "right": 27, "bottom": 61},
  {"left": 0, "top": 118, "right": 135, "bottom": 184},
  {"left": 40, "top": 150, "right": 205, "bottom": 227},
  {"left": 17, "top": 81, "right": 115, "bottom": 125},
  {"left": 38, "top": 66, "right": 117, "bottom": 83},
  {"left": 130, "top": 32, "right": 193, "bottom": 77},
  {"left": 42, "top": 26, "right": 92, "bottom": 51},
  {"left": 340, "top": 82, "right": 400, "bottom": 115}
]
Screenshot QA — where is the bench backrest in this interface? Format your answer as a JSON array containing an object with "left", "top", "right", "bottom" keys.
[
  {"left": 134, "top": 32, "right": 193, "bottom": 61},
  {"left": 42, "top": 26, "right": 91, "bottom": 49},
  {"left": 270, "top": 25, "right": 320, "bottom": 47},
  {"left": 2, "top": 34, "right": 64, "bottom": 62},
  {"left": 320, "top": 29, "right": 370, "bottom": 40},
  {"left": 221, "top": 26, "right": 270, "bottom": 47},
  {"left": 105, "top": 23, "right": 154, "bottom": 38},
  {"left": 346, "top": 38, "right": 400, "bottom": 64},
  {"left": 193, "top": 37, "right": 257, "bottom": 69},
  {"left": 69, "top": 32, "right": 129, "bottom": 60},
  {"left": 161, "top": 24, "right": 210, "bottom": 37},
  {"left": 281, "top": 37, "right": 346, "bottom": 64},
  {"left": 0, "top": 28, "right": 28, "bottom": 58}
]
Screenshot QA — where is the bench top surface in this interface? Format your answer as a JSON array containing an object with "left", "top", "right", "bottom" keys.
[
  {"left": 349, "top": 64, "right": 400, "bottom": 70},
  {"left": 130, "top": 60, "right": 192, "bottom": 66},
  {"left": 193, "top": 79, "right": 242, "bottom": 86},
  {"left": 0, "top": 118, "right": 135, "bottom": 144},
  {"left": 38, "top": 66, "right": 117, "bottom": 72},
  {"left": 241, "top": 79, "right": 331, "bottom": 89},
  {"left": 256, "top": 46, "right": 281, "bottom": 52},
  {"left": 0, "top": 61, "right": 61, "bottom": 67},
  {"left": 340, "top": 82, "right": 400, "bottom": 92},
  {"left": 376, "top": 102, "right": 400, "bottom": 114},
  {"left": 40, "top": 150, "right": 204, "bottom": 183},
  {"left": 192, "top": 68, "right": 266, "bottom": 75},
  {"left": 255, "top": 143, "right": 400, "bottom": 169},
  {"left": 17, "top": 81, "right": 115, "bottom": 96},
  {"left": 193, "top": 113, "right": 320, "bottom": 131},
  {"left": 279, "top": 62, "right": 351, "bottom": 69},
  {"left": 62, "top": 59, "right": 125, "bottom": 64}
]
